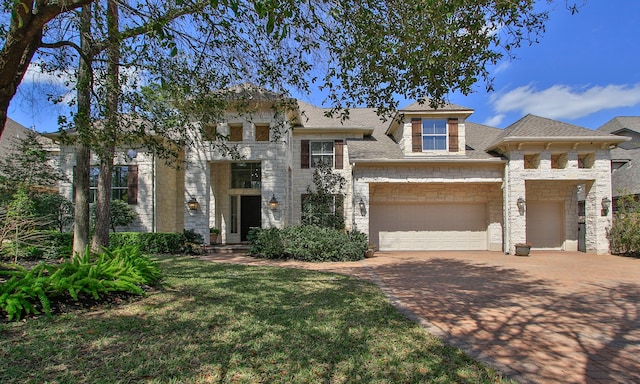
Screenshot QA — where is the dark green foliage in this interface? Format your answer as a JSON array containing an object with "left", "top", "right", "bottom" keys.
[
  {"left": 302, "top": 163, "right": 347, "bottom": 230},
  {"left": 249, "top": 225, "right": 368, "bottom": 262},
  {"left": 608, "top": 194, "right": 640, "bottom": 256},
  {"left": 0, "top": 246, "right": 161, "bottom": 321},
  {"left": 1, "top": 231, "right": 73, "bottom": 261},
  {"left": 181, "top": 229, "right": 204, "bottom": 254},
  {"left": 90, "top": 199, "right": 137, "bottom": 232},
  {"left": 32, "top": 192, "right": 74, "bottom": 232},
  {"left": 110, "top": 232, "right": 184, "bottom": 254}
]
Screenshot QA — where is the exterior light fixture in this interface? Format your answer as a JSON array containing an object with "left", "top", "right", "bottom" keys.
[
  {"left": 601, "top": 197, "right": 611, "bottom": 216},
  {"left": 269, "top": 194, "right": 279, "bottom": 210},
  {"left": 516, "top": 197, "right": 526, "bottom": 215},
  {"left": 358, "top": 198, "right": 367, "bottom": 216},
  {"left": 187, "top": 197, "right": 199, "bottom": 211}
]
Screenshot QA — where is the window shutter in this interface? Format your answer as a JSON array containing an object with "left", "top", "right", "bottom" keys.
[
  {"left": 448, "top": 118, "right": 459, "bottom": 152},
  {"left": 334, "top": 140, "right": 344, "bottom": 169},
  {"left": 127, "top": 164, "right": 138, "bottom": 205},
  {"left": 411, "top": 118, "right": 422, "bottom": 152},
  {"left": 301, "top": 140, "right": 310, "bottom": 169}
]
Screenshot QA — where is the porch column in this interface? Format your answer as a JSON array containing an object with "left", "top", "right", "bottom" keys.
[
  {"left": 585, "top": 151, "right": 613, "bottom": 254},
  {"left": 184, "top": 156, "right": 211, "bottom": 244},
  {"left": 506, "top": 152, "right": 527, "bottom": 254},
  {"left": 352, "top": 180, "right": 370, "bottom": 239}
]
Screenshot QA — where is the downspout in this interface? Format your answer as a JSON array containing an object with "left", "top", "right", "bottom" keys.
[{"left": 503, "top": 162, "right": 510, "bottom": 254}]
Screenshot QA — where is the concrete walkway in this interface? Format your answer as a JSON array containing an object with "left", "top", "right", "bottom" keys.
[{"left": 200, "top": 251, "right": 640, "bottom": 384}]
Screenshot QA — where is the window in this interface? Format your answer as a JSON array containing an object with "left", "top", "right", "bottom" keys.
[
  {"left": 551, "top": 154, "right": 567, "bottom": 169},
  {"left": 88, "top": 165, "right": 138, "bottom": 204},
  {"left": 422, "top": 119, "right": 447, "bottom": 150},
  {"left": 301, "top": 193, "right": 344, "bottom": 228},
  {"left": 412, "top": 118, "right": 457, "bottom": 152},
  {"left": 578, "top": 154, "right": 594, "bottom": 169},
  {"left": 203, "top": 124, "right": 217, "bottom": 141},
  {"left": 229, "top": 123, "right": 243, "bottom": 141},
  {"left": 310, "top": 141, "right": 334, "bottom": 167},
  {"left": 524, "top": 154, "right": 539, "bottom": 169},
  {"left": 231, "top": 162, "right": 261, "bottom": 189},
  {"left": 300, "top": 140, "right": 343, "bottom": 169},
  {"left": 255, "top": 124, "right": 269, "bottom": 142}
]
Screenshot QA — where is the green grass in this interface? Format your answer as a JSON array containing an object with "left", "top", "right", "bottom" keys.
[{"left": 0, "top": 255, "right": 509, "bottom": 383}]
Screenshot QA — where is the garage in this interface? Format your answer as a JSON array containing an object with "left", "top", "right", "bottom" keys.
[
  {"left": 370, "top": 202, "right": 488, "bottom": 251},
  {"left": 526, "top": 200, "right": 565, "bottom": 249}
]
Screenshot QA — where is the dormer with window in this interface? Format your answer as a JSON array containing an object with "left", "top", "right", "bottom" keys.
[{"left": 386, "top": 101, "right": 473, "bottom": 156}]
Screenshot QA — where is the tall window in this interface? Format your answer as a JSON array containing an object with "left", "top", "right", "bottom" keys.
[
  {"left": 231, "top": 162, "right": 261, "bottom": 189},
  {"left": 422, "top": 119, "right": 447, "bottom": 150},
  {"left": 310, "top": 141, "right": 334, "bottom": 167},
  {"left": 88, "top": 165, "right": 137, "bottom": 204}
]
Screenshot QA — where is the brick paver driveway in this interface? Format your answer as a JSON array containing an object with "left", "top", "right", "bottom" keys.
[{"left": 202, "top": 251, "right": 640, "bottom": 383}]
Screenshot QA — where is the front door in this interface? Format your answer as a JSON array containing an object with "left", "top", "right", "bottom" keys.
[{"left": 241, "top": 196, "right": 261, "bottom": 241}]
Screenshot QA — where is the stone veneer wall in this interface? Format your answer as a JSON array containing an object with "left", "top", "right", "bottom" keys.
[{"left": 505, "top": 149, "right": 612, "bottom": 254}]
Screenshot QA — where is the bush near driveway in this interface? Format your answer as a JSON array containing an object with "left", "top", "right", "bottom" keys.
[{"left": 248, "top": 225, "right": 368, "bottom": 261}]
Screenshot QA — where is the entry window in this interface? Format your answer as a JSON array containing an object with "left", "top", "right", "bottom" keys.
[
  {"left": 230, "top": 196, "right": 238, "bottom": 234},
  {"left": 310, "top": 141, "right": 334, "bottom": 167},
  {"left": 231, "top": 162, "right": 261, "bottom": 189},
  {"left": 422, "top": 119, "right": 447, "bottom": 151}
]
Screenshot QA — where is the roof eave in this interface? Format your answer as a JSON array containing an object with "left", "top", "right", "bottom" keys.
[
  {"left": 292, "top": 127, "right": 374, "bottom": 135},
  {"left": 487, "top": 136, "right": 630, "bottom": 152},
  {"left": 351, "top": 157, "right": 506, "bottom": 165}
]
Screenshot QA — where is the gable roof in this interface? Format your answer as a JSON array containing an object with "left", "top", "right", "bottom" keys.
[
  {"left": 597, "top": 116, "right": 640, "bottom": 135},
  {"left": 399, "top": 99, "right": 474, "bottom": 113}
]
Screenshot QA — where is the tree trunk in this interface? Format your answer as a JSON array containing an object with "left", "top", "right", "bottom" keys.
[
  {"left": 0, "top": 0, "right": 92, "bottom": 138},
  {"left": 91, "top": 0, "right": 120, "bottom": 250},
  {"left": 72, "top": 4, "right": 94, "bottom": 258}
]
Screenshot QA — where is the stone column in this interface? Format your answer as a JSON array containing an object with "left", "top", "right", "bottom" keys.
[
  {"left": 585, "top": 152, "right": 613, "bottom": 254},
  {"left": 184, "top": 155, "right": 210, "bottom": 244},
  {"left": 506, "top": 152, "right": 527, "bottom": 254}
]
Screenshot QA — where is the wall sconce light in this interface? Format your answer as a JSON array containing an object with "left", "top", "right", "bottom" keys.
[
  {"left": 269, "top": 194, "right": 279, "bottom": 210},
  {"left": 601, "top": 197, "right": 611, "bottom": 216},
  {"left": 516, "top": 197, "right": 526, "bottom": 215},
  {"left": 358, "top": 197, "right": 367, "bottom": 216},
  {"left": 187, "top": 197, "right": 199, "bottom": 211}
]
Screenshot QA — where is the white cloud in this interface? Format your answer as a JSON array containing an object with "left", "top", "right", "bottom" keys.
[
  {"left": 489, "top": 83, "right": 640, "bottom": 120},
  {"left": 493, "top": 61, "right": 511, "bottom": 74},
  {"left": 483, "top": 114, "right": 506, "bottom": 126}
]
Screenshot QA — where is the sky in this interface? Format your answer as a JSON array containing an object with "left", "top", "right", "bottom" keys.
[{"left": 7, "top": 0, "right": 640, "bottom": 133}]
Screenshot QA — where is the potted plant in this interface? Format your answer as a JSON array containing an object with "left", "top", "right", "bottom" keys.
[
  {"left": 514, "top": 242, "right": 531, "bottom": 256},
  {"left": 365, "top": 243, "right": 377, "bottom": 258},
  {"left": 209, "top": 228, "right": 221, "bottom": 244}
]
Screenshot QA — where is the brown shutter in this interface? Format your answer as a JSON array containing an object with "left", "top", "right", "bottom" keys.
[
  {"left": 411, "top": 118, "right": 422, "bottom": 152},
  {"left": 334, "top": 140, "right": 344, "bottom": 169},
  {"left": 127, "top": 164, "right": 138, "bottom": 205},
  {"left": 448, "top": 118, "right": 459, "bottom": 152},
  {"left": 301, "top": 140, "right": 310, "bottom": 169}
]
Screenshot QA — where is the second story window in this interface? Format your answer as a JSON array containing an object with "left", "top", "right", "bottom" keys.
[
  {"left": 422, "top": 119, "right": 447, "bottom": 150},
  {"left": 412, "top": 118, "right": 458, "bottom": 153},
  {"left": 310, "top": 141, "right": 334, "bottom": 167},
  {"left": 301, "top": 140, "right": 344, "bottom": 169},
  {"left": 229, "top": 123, "right": 243, "bottom": 141}
]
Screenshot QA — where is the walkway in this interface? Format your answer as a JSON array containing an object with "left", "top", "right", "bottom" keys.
[{"left": 200, "top": 251, "right": 640, "bottom": 384}]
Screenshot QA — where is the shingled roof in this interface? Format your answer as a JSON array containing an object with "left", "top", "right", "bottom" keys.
[
  {"left": 598, "top": 117, "right": 640, "bottom": 196},
  {"left": 399, "top": 99, "right": 473, "bottom": 113},
  {"left": 597, "top": 116, "right": 640, "bottom": 135}
]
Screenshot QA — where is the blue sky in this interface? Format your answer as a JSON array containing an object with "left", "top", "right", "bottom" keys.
[{"left": 7, "top": 1, "right": 640, "bottom": 132}]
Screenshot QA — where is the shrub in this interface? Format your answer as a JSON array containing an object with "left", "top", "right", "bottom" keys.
[
  {"left": 608, "top": 194, "right": 640, "bottom": 256},
  {"left": 249, "top": 225, "right": 368, "bottom": 262},
  {"left": 181, "top": 229, "right": 204, "bottom": 254},
  {"left": 0, "top": 246, "right": 162, "bottom": 321},
  {"left": 110, "top": 232, "right": 184, "bottom": 254}
]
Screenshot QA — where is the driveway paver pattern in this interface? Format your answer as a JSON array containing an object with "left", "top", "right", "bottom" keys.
[{"left": 201, "top": 251, "right": 640, "bottom": 384}]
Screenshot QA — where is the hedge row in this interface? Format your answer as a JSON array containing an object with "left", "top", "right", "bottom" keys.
[{"left": 248, "top": 225, "right": 368, "bottom": 262}]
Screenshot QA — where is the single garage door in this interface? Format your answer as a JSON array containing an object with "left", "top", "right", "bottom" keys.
[
  {"left": 526, "top": 200, "right": 564, "bottom": 249},
  {"left": 370, "top": 203, "right": 488, "bottom": 251}
]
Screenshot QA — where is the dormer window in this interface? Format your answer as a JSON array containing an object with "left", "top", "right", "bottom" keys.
[
  {"left": 412, "top": 118, "right": 459, "bottom": 152},
  {"left": 422, "top": 119, "right": 447, "bottom": 150}
]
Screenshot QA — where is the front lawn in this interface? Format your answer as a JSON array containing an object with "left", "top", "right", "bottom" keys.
[{"left": 0, "top": 255, "right": 509, "bottom": 383}]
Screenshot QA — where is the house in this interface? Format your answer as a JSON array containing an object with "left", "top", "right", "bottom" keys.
[
  {"left": 55, "top": 88, "right": 627, "bottom": 254},
  {"left": 0, "top": 118, "right": 59, "bottom": 175},
  {"left": 596, "top": 116, "right": 640, "bottom": 203}
]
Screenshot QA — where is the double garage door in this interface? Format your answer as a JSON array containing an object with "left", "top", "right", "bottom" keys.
[{"left": 370, "top": 203, "right": 488, "bottom": 251}]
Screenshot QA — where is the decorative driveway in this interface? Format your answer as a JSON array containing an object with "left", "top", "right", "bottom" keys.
[{"left": 201, "top": 251, "right": 640, "bottom": 384}]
